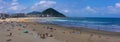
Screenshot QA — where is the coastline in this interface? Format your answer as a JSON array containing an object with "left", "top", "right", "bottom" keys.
[
  {"left": 0, "top": 17, "right": 120, "bottom": 42},
  {"left": 38, "top": 22, "right": 120, "bottom": 35}
]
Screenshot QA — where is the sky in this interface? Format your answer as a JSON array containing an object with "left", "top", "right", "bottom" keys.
[{"left": 0, "top": 0, "right": 120, "bottom": 17}]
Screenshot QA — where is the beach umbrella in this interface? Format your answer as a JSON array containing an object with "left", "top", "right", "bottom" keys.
[{"left": 22, "top": 29, "right": 28, "bottom": 33}]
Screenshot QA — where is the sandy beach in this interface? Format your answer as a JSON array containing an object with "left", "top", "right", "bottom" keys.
[{"left": 0, "top": 18, "right": 120, "bottom": 42}]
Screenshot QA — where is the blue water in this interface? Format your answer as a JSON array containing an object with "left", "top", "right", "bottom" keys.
[{"left": 36, "top": 17, "right": 120, "bottom": 32}]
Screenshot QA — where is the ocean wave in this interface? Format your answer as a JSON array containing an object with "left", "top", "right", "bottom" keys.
[
  {"left": 36, "top": 17, "right": 120, "bottom": 32},
  {"left": 51, "top": 19, "right": 69, "bottom": 21}
]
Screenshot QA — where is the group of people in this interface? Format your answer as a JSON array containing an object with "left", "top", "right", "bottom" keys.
[
  {"left": 33, "top": 26, "right": 54, "bottom": 39},
  {"left": 36, "top": 33, "right": 53, "bottom": 39},
  {"left": 0, "top": 21, "right": 28, "bottom": 42}
]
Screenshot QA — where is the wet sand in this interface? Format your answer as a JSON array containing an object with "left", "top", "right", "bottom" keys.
[{"left": 0, "top": 18, "right": 120, "bottom": 42}]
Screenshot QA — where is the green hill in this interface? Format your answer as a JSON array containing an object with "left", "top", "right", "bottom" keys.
[{"left": 42, "top": 8, "right": 66, "bottom": 17}]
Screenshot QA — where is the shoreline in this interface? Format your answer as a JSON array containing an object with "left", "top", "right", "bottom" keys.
[
  {"left": 24, "top": 22, "right": 120, "bottom": 42},
  {"left": 37, "top": 22, "right": 120, "bottom": 35},
  {"left": 34, "top": 22, "right": 120, "bottom": 36}
]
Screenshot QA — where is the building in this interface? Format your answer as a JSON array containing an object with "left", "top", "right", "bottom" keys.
[{"left": 0, "top": 13, "right": 9, "bottom": 19}]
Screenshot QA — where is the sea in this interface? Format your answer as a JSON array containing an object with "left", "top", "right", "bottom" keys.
[{"left": 35, "top": 17, "right": 120, "bottom": 32}]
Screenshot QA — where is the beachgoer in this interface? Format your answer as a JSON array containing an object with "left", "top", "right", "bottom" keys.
[
  {"left": 32, "top": 29, "right": 36, "bottom": 31},
  {"left": 90, "top": 34, "right": 93, "bottom": 37},
  {"left": 40, "top": 34, "right": 46, "bottom": 39},
  {"left": 98, "top": 36, "right": 101, "bottom": 38},
  {"left": 18, "top": 28, "right": 21, "bottom": 30},
  {"left": 63, "top": 32, "right": 65, "bottom": 34},
  {"left": 7, "top": 33, "right": 12, "bottom": 37},
  {"left": 43, "top": 34, "right": 46, "bottom": 38},
  {"left": 54, "top": 29, "right": 56, "bottom": 30},
  {"left": 49, "top": 34, "right": 53, "bottom": 37},
  {"left": 7, "top": 29, "right": 10, "bottom": 31},
  {"left": 47, "top": 26, "right": 49, "bottom": 29},
  {"left": 23, "top": 26, "right": 26, "bottom": 28},
  {"left": 45, "top": 33, "right": 48, "bottom": 37},
  {"left": 9, "top": 33, "right": 12, "bottom": 36}
]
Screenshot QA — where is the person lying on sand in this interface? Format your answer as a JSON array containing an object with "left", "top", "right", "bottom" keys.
[
  {"left": 6, "top": 33, "right": 12, "bottom": 37},
  {"left": 37, "top": 33, "right": 53, "bottom": 39},
  {"left": 40, "top": 34, "right": 46, "bottom": 39}
]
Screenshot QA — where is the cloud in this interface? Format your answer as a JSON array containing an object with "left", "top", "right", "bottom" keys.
[
  {"left": 0, "top": 0, "right": 2, "bottom": 2},
  {"left": 0, "top": 0, "right": 9, "bottom": 13},
  {"left": 39, "top": 0, "right": 56, "bottom": 6},
  {"left": 0, "top": 6, "right": 3, "bottom": 10},
  {"left": 12, "top": 0, "right": 17, "bottom": 2},
  {"left": 76, "top": 3, "right": 120, "bottom": 15},
  {"left": 104, "top": 3, "right": 120, "bottom": 14},
  {"left": 85, "top": 6, "right": 96, "bottom": 13},
  {"left": 63, "top": 9, "right": 69, "bottom": 13},
  {"left": 8, "top": 0, "right": 26, "bottom": 12},
  {"left": 31, "top": 0, "right": 56, "bottom": 11},
  {"left": 89, "top": 3, "right": 120, "bottom": 14},
  {"left": 9, "top": 5, "right": 25, "bottom": 11},
  {"left": 11, "top": 0, "right": 19, "bottom": 6},
  {"left": 0, "top": 6, "right": 4, "bottom": 13},
  {"left": 115, "top": 3, "right": 120, "bottom": 8},
  {"left": 107, "top": 7, "right": 120, "bottom": 14}
]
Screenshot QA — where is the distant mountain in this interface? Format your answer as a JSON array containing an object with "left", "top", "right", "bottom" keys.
[
  {"left": 27, "top": 11, "right": 41, "bottom": 15},
  {"left": 42, "top": 8, "right": 66, "bottom": 17},
  {"left": 9, "top": 8, "right": 66, "bottom": 18}
]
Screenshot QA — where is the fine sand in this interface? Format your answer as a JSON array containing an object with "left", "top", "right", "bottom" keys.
[{"left": 0, "top": 18, "right": 120, "bottom": 42}]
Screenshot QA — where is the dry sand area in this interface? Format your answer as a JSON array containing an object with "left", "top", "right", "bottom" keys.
[
  {"left": 0, "top": 19, "right": 63, "bottom": 42},
  {"left": 0, "top": 18, "right": 120, "bottom": 42}
]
